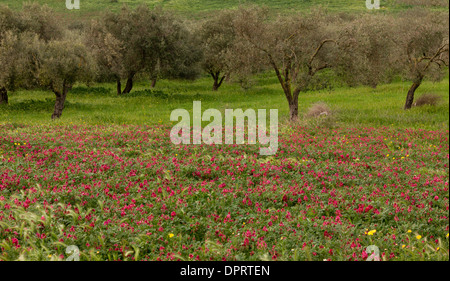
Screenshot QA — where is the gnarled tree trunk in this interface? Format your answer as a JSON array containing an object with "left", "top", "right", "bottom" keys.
[
  {"left": 211, "top": 72, "right": 225, "bottom": 91},
  {"left": 0, "top": 87, "right": 8, "bottom": 105},
  {"left": 51, "top": 80, "right": 71, "bottom": 120},
  {"left": 52, "top": 89, "right": 68, "bottom": 120},
  {"left": 122, "top": 76, "right": 133, "bottom": 94},
  {"left": 289, "top": 94, "right": 299, "bottom": 122},
  {"left": 404, "top": 81, "right": 422, "bottom": 110},
  {"left": 116, "top": 73, "right": 136, "bottom": 95}
]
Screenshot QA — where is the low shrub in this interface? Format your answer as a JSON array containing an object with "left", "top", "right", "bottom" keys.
[{"left": 414, "top": 93, "right": 442, "bottom": 107}]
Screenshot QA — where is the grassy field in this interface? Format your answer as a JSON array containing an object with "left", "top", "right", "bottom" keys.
[
  {"left": 0, "top": 75, "right": 449, "bottom": 261},
  {"left": 1, "top": 72, "right": 448, "bottom": 130},
  {"left": 1, "top": 0, "right": 449, "bottom": 20},
  {"left": 1, "top": 74, "right": 449, "bottom": 262},
  {"left": 0, "top": 0, "right": 449, "bottom": 263}
]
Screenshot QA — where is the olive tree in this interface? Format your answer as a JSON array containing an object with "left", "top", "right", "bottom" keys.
[
  {"left": 18, "top": 2, "right": 63, "bottom": 42},
  {"left": 87, "top": 5, "right": 198, "bottom": 94},
  {"left": 86, "top": 20, "right": 125, "bottom": 93},
  {"left": 197, "top": 10, "right": 237, "bottom": 91},
  {"left": 233, "top": 7, "right": 342, "bottom": 121},
  {"left": 0, "top": 3, "right": 62, "bottom": 105},
  {"left": 0, "top": 31, "right": 41, "bottom": 105},
  {"left": 336, "top": 13, "right": 398, "bottom": 88},
  {"left": 146, "top": 14, "right": 202, "bottom": 88},
  {"left": 393, "top": 9, "right": 449, "bottom": 110},
  {"left": 34, "top": 32, "right": 95, "bottom": 119},
  {"left": 87, "top": 6, "right": 156, "bottom": 95},
  {"left": 0, "top": 5, "right": 17, "bottom": 104}
]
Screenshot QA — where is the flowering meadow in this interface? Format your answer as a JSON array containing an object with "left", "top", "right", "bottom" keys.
[{"left": 0, "top": 123, "right": 448, "bottom": 261}]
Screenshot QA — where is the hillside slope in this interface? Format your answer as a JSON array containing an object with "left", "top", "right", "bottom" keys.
[{"left": 1, "top": 0, "right": 449, "bottom": 20}]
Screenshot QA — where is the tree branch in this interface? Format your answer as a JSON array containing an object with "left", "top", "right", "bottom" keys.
[
  {"left": 423, "top": 43, "right": 449, "bottom": 72},
  {"left": 267, "top": 53, "right": 291, "bottom": 102},
  {"left": 218, "top": 75, "right": 226, "bottom": 87},
  {"left": 308, "top": 39, "right": 336, "bottom": 68}
]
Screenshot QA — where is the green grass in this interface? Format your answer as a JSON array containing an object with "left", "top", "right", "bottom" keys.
[
  {"left": 1, "top": 72, "right": 448, "bottom": 130},
  {"left": 2, "top": 0, "right": 449, "bottom": 21}
]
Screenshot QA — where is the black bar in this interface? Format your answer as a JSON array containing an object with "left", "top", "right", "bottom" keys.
[{"left": 1, "top": 261, "right": 447, "bottom": 280}]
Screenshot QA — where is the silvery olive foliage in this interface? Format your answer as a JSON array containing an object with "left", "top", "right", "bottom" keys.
[{"left": 1, "top": 3, "right": 449, "bottom": 117}]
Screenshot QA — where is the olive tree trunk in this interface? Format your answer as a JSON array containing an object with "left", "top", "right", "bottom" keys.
[
  {"left": 272, "top": 64, "right": 301, "bottom": 122},
  {"left": 404, "top": 81, "right": 422, "bottom": 110},
  {"left": 116, "top": 73, "right": 135, "bottom": 95},
  {"left": 0, "top": 87, "right": 8, "bottom": 105},
  {"left": 211, "top": 72, "right": 225, "bottom": 91},
  {"left": 288, "top": 93, "right": 299, "bottom": 121},
  {"left": 122, "top": 76, "right": 133, "bottom": 94},
  {"left": 52, "top": 88, "right": 68, "bottom": 120}
]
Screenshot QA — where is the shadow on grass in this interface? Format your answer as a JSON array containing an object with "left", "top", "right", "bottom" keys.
[
  {"left": 70, "top": 86, "right": 112, "bottom": 96},
  {"left": 116, "top": 89, "right": 216, "bottom": 102},
  {"left": 3, "top": 98, "right": 95, "bottom": 111}
]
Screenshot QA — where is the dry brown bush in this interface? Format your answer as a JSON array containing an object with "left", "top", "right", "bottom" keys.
[
  {"left": 414, "top": 93, "right": 442, "bottom": 107},
  {"left": 305, "top": 102, "right": 332, "bottom": 118}
]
